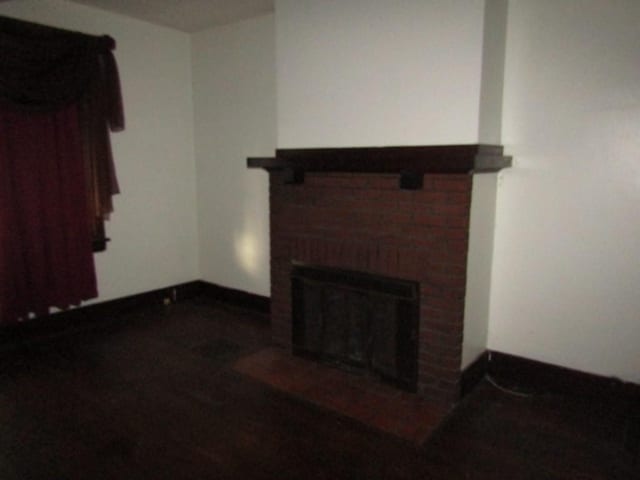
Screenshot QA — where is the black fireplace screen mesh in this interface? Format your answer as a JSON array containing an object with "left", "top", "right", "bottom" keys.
[{"left": 291, "top": 266, "right": 419, "bottom": 392}]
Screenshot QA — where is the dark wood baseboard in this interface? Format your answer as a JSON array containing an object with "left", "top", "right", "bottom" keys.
[
  {"left": 460, "top": 351, "right": 490, "bottom": 398},
  {"left": 0, "top": 280, "right": 270, "bottom": 351},
  {"left": 198, "top": 281, "right": 270, "bottom": 315},
  {"left": 0, "top": 281, "right": 203, "bottom": 350},
  {"left": 488, "top": 351, "right": 640, "bottom": 401},
  {"left": 461, "top": 349, "right": 640, "bottom": 404}
]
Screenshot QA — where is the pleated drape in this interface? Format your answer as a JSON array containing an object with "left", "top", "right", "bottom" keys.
[
  {"left": 0, "top": 105, "right": 97, "bottom": 322},
  {"left": 0, "top": 15, "right": 124, "bottom": 323}
]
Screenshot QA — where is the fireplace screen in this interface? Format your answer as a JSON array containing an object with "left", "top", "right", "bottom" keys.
[{"left": 291, "top": 266, "right": 419, "bottom": 392}]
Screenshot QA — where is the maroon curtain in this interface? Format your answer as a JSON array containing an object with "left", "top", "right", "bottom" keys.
[
  {"left": 0, "top": 15, "right": 124, "bottom": 324},
  {"left": 0, "top": 104, "right": 98, "bottom": 323}
]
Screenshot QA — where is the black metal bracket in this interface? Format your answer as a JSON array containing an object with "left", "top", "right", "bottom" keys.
[{"left": 399, "top": 171, "right": 423, "bottom": 190}]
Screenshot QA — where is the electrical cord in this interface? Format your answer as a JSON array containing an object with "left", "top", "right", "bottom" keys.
[{"left": 486, "top": 374, "right": 534, "bottom": 398}]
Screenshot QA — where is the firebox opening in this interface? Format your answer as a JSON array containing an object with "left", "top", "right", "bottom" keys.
[{"left": 291, "top": 266, "right": 419, "bottom": 392}]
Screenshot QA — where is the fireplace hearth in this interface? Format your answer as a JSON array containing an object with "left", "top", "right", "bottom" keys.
[{"left": 248, "top": 144, "right": 511, "bottom": 407}]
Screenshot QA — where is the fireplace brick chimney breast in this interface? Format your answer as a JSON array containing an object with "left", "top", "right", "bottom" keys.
[{"left": 250, "top": 145, "right": 510, "bottom": 406}]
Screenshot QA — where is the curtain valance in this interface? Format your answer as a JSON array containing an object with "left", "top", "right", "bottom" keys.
[{"left": 0, "top": 14, "right": 123, "bottom": 122}]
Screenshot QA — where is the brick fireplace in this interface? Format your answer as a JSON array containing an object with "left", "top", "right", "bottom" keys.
[{"left": 249, "top": 145, "right": 510, "bottom": 407}]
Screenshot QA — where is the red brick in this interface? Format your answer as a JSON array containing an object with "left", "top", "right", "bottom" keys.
[
  {"left": 426, "top": 262, "right": 466, "bottom": 277},
  {"left": 424, "top": 293, "right": 464, "bottom": 309},
  {"left": 418, "top": 352, "right": 461, "bottom": 371},
  {"left": 446, "top": 215, "right": 470, "bottom": 228},
  {"left": 413, "top": 210, "right": 448, "bottom": 227},
  {"left": 424, "top": 316, "right": 464, "bottom": 334},
  {"left": 267, "top": 169, "right": 477, "bottom": 404},
  {"left": 445, "top": 191, "right": 471, "bottom": 204},
  {"left": 432, "top": 175, "right": 471, "bottom": 192},
  {"left": 366, "top": 175, "right": 398, "bottom": 190},
  {"left": 419, "top": 308, "right": 448, "bottom": 326},
  {"left": 432, "top": 252, "right": 468, "bottom": 269},
  {"left": 432, "top": 203, "right": 469, "bottom": 218},
  {"left": 305, "top": 173, "right": 370, "bottom": 189},
  {"left": 425, "top": 273, "right": 466, "bottom": 291},
  {"left": 421, "top": 342, "right": 463, "bottom": 359},
  {"left": 420, "top": 328, "right": 463, "bottom": 347},
  {"left": 436, "top": 228, "right": 470, "bottom": 242},
  {"left": 407, "top": 191, "right": 449, "bottom": 206}
]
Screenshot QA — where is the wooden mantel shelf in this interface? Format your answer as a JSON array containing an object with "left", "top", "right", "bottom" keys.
[{"left": 247, "top": 144, "right": 511, "bottom": 189}]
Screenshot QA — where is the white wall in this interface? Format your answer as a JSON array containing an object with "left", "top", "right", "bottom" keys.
[
  {"left": 478, "top": 0, "right": 507, "bottom": 144},
  {"left": 490, "top": 0, "right": 640, "bottom": 383},
  {"left": 0, "top": 0, "right": 200, "bottom": 302},
  {"left": 192, "top": 15, "right": 275, "bottom": 296},
  {"left": 462, "top": 174, "right": 498, "bottom": 368},
  {"left": 462, "top": 0, "right": 507, "bottom": 368},
  {"left": 275, "top": 0, "right": 490, "bottom": 148}
]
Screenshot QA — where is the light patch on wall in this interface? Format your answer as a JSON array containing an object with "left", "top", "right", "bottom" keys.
[{"left": 233, "top": 228, "right": 261, "bottom": 277}]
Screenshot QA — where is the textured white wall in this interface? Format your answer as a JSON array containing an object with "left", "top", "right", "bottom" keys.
[
  {"left": 192, "top": 15, "right": 275, "bottom": 296},
  {"left": 478, "top": 0, "right": 508, "bottom": 144},
  {"left": 490, "top": 0, "right": 640, "bottom": 382},
  {"left": 462, "top": 174, "right": 498, "bottom": 368},
  {"left": 0, "top": 0, "right": 200, "bottom": 302},
  {"left": 275, "top": 0, "right": 488, "bottom": 148}
]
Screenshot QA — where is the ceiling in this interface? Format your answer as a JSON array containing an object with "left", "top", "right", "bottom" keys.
[{"left": 68, "top": 0, "right": 274, "bottom": 33}]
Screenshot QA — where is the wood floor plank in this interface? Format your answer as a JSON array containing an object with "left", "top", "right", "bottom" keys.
[{"left": 0, "top": 299, "right": 635, "bottom": 479}]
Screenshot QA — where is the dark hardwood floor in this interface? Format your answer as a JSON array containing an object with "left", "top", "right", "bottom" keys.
[{"left": 0, "top": 298, "right": 635, "bottom": 479}]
